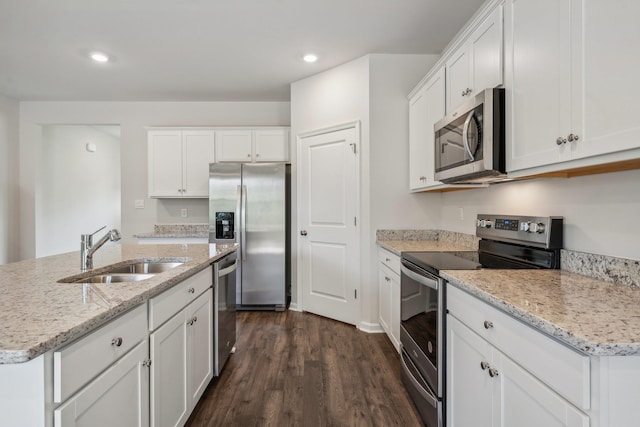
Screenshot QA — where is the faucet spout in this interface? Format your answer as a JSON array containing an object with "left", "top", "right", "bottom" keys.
[{"left": 81, "top": 227, "right": 121, "bottom": 271}]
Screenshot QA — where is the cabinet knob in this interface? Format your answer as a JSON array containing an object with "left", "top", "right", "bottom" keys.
[
  {"left": 385, "top": 258, "right": 391, "bottom": 262},
  {"left": 385, "top": 276, "right": 391, "bottom": 282},
  {"left": 480, "top": 361, "right": 490, "bottom": 370},
  {"left": 300, "top": 230, "right": 308, "bottom": 236},
  {"left": 193, "top": 316, "right": 197, "bottom": 323},
  {"left": 488, "top": 368, "right": 499, "bottom": 377},
  {"left": 568, "top": 133, "right": 579, "bottom": 142},
  {"left": 111, "top": 337, "right": 123, "bottom": 347},
  {"left": 188, "top": 287, "right": 195, "bottom": 294},
  {"left": 142, "top": 359, "right": 152, "bottom": 368},
  {"left": 247, "top": 154, "right": 251, "bottom": 158},
  {"left": 556, "top": 137, "right": 567, "bottom": 145},
  {"left": 483, "top": 320, "right": 494, "bottom": 329}
]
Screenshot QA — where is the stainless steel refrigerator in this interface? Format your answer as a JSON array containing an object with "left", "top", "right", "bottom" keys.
[{"left": 209, "top": 162, "right": 290, "bottom": 311}]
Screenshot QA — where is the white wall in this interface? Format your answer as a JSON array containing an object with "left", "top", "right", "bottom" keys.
[
  {"left": 439, "top": 169, "right": 640, "bottom": 260},
  {"left": 290, "top": 54, "right": 439, "bottom": 326},
  {"left": 19, "top": 101, "right": 290, "bottom": 260},
  {"left": 36, "top": 125, "right": 121, "bottom": 257},
  {"left": 0, "top": 94, "right": 19, "bottom": 264}
]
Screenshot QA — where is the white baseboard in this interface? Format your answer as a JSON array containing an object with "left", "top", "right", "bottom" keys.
[
  {"left": 359, "top": 321, "right": 384, "bottom": 334},
  {"left": 288, "top": 302, "right": 301, "bottom": 312}
]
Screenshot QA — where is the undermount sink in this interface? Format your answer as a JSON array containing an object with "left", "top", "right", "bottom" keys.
[
  {"left": 72, "top": 273, "right": 155, "bottom": 284},
  {"left": 102, "top": 261, "right": 184, "bottom": 275}
]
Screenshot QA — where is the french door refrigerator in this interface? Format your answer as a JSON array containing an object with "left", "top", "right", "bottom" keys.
[{"left": 209, "top": 162, "right": 290, "bottom": 311}]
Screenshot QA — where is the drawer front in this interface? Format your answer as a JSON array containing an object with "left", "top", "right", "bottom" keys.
[
  {"left": 447, "top": 285, "right": 590, "bottom": 410},
  {"left": 54, "top": 303, "right": 148, "bottom": 403},
  {"left": 378, "top": 248, "right": 401, "bottom": 274},
  {"left": 149, "top": 266, "right": 212, "bottom": 330}
]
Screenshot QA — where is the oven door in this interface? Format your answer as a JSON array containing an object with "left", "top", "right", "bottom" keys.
[{"left": 400, "top": 259, "right": 444, "bottom": 398}]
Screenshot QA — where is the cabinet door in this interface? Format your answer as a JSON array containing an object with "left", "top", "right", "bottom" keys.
[
  {"left": 148, "top": 130, "right": 183, "bottom": 197},
  {"left": 505, "top": 0, "right": 583, "bottom": 172},
  {"left": 216, "top": 130, "right": 253, "bottom": 162},
  {"left": 150, "top": 310, "right": 188, "bottom": 427},
  {"left": 446, "top": 48, "right": 471, "bottom": 113},
  {"left": 389, "top": 268, "right": 400, "bottom": 352},
  {"left": 378, "top": 264, "right": 392, "bottom": 339},
  {"left": 580, "top": 0, "right": 640, "bottom": 159},
  {"left": 182, "top": 130, "right": 215, "bottom": 197},
  {"left": 497, "top": 353, "right": 589, "bottom": 427},
  {"left": 469, "top": 5, "right": 503, "bottom": 96},
  {"left": 54, "top": 340, "right": 150, "bottom": 427},
  {"left": 409, "top": 68, "right": 446, "bottom": 191},
  {"left": 254, "top": 129, "right": 289, "bottom": 161},
  {"left": 187, "top": 289, "right": 214, "bottom": 405},
  {"left": 447, "top": 316, "right": 496, "bottom": 427}
]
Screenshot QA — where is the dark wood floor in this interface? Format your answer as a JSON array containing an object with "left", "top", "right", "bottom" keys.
[{"left": 186, "top": 310, "right": 423, "bottom": 426}]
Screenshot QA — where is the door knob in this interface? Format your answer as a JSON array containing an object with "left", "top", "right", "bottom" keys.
[{"left": 300, "top": 230, "right": 308, "bottom": 236}]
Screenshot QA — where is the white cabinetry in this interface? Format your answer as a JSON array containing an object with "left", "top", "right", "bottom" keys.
[
  {"left": 377, "top": 248, "right": 400, "bottom": 351},
  {"left": 148, "top": 130, "right": 215, "bottom": 198},
  {"left": 149, "top": 267, "right": 213, "bottom": 427},
  {"left": 505, "top": 0, "right": 640, "bottom": 175},
  {"left": 447, "top": 285, "right": 590, "bottom": 427},
  {"left": 446, "top": 5, "right": 503, "bottom": 113},
  {"left": 216, "top": 128, "right": 289, "bottom": 162}
]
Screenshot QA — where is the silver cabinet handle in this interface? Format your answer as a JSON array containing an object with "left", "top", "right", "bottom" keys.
[
  {"left": 385, "top": 276, "right": 391, "bottom": 282},
  {"left": 568, "top": 133, "right": 579, "bottom": 142},
  {"left": 300, "top": 230, "right": 308, "bottom": 236},
  {"left": 480, "top": 361, "right": 490, "bottom": 370},
  {"left": 142, "top": 359, "right": 152, "bottom": 368},
  {"left": 484, "top": 320, "right": 494, "bottom": 329},
  {"left": 489, "top": 368, "right": 499, "bottom": 377},
  {"left": 188, "top": 287, "right": 195, "bottom": 294},
  {"left": 111, "top": 337, "right": 123, "bottom": 347},
  {"left": 193, "top": 316, "right": 197, "bottom": 323},
  {"left": 556, "top": 137, "right": 567, "bottom": 145}
]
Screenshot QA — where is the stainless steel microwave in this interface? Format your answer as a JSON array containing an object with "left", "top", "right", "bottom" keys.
[{"left": 434, "top": 88, "right": 506, "bottom": 184}]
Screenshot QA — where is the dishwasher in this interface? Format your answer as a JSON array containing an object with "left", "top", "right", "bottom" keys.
[{"left": 213, "top": 250, "right": 238, "bottom": 376}]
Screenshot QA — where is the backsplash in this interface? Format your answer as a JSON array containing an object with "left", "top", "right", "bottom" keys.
[
  {"left": 153, "top": 223, "right": 208, "bottom": 236},
  {"left": 375, "top": 229, "right": 479, "bottom": 250},
  {"left": 561, "top": 250, "right": 640, "bottom": 289}
]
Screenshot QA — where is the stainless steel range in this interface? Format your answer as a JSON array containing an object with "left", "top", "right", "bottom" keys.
[{"left": 399, "top": 214, "right": 563, "bottom": 427}]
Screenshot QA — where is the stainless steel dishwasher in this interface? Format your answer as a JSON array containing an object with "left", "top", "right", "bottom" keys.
[{"left": 213, "top": 250, "right": 238, "bottom": 376}]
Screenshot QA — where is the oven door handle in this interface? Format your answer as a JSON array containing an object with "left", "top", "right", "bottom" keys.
[
  {"left": 401, "top": 265, "right": 439, "bottom": 291},
  {"left": 400, "top": 350, "right": 439, "bottom": 408}
]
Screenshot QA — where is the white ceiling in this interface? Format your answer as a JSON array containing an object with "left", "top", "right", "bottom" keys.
[{"left": 0, "top": 0, "right": 485, "bottom": 102}]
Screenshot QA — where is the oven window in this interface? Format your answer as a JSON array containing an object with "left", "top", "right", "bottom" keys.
[{"left": 401, "top": 272, "right": 439, "bottom": 370}]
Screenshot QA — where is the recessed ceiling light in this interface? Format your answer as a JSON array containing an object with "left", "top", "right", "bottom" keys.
[
  {"left": 303, "top": 54, "right": 318, "bottom": 63},
  {"left": 90, "top": 52, "right": 109, "bottom": 63}
]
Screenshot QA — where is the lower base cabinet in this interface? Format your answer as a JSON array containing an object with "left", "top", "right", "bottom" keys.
[
  {"left": 150, "top": 289, "right": 213, "bottom": 427},
  {"left": 447, "top": 316, "right": 589, "bottom": 427},
  {"left": 54, "top": 339, "right": 150, "bottom": 427}
]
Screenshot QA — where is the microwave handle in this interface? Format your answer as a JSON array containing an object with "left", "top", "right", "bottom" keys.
[{"left": 462, "top": 110, "right": 476, "bottom": 161}]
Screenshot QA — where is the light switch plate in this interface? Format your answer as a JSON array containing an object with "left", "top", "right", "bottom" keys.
[
  {"left": 135, "top": 199, "right": 145, "bottom": 209},
  {"left": 181, "top": 208, "right": 188, "bottom": 218}
]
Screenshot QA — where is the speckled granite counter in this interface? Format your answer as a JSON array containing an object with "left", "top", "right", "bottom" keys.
[
  {"left": 134, "top": 223, "right": 208, "bottom": 239},
  {"left": 379, "top": 240, "right": 474, "bottom": 255},
  {"left": 0, "top": 243, "right": 237, "bottom": 364},
  {"left": 442, "top": 269, "right": 640, "bottom": 356},
  {"left": 376, "top": 229, "right": 478, "bottom": 255}
]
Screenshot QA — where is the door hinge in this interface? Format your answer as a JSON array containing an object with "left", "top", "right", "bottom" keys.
[
  {"left": 354, "top": 289, "right": 357, "bottom": 299},
  {"left": 354, "top": 217, "right": 357, "bottom": 226},
  {"left": 142, "top": 359, "right": 152, "bottom": 368},
  {"left": 350, "top": 143, "right": 357, "bottom": 154}
]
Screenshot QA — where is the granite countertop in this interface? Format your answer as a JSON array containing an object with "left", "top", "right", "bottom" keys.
[
  {"left": 442, "top": 269, "right": 640, "bottom": 357},
  {"left": 0, "top": 243, "right": 237, "bottom": 364}
]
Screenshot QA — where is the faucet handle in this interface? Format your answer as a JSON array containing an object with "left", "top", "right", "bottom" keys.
[{"left": 89, "top": 225, "right": 107, "bottom": 236}]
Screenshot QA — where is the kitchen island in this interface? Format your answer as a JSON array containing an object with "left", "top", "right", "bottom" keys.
[{"left": 0, "top": 243, "right": 237, "bottom": 427}]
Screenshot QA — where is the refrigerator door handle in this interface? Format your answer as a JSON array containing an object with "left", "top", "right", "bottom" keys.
[
  {"left": 241, "top": 184, "right": 247, "bottom": 261},
  {"left": 235, "top": 184, "right": 242, "bottom": 243}
]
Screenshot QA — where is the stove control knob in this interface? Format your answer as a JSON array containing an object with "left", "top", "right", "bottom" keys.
[
  {"left": 478, "top": 219, "right": 493, "bottom": 228},
  {"left": 530, "top": 222, "right": 545, "bottom": 234},
  {"left": 521, "top": 222, "right": 530, "bottom": 232}
]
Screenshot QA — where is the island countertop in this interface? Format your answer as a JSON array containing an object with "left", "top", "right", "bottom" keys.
[
  {"left": 0, "top": 243, "right": 237, "bottom": 364},
  {"left": 442, "top": 269, "right": 640, "bottom": 357}
]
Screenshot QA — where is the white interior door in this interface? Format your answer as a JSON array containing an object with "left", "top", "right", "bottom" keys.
[{"left": 298, "top": 125, "right": 359, "bottom": 326}]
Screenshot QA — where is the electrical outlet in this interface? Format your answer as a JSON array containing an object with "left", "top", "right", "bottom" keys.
[
  {"left": 458, "top": 207, "right": 464, "bottom": 221},
  {"left": 134, "top": 199, "right": 145, "bottom": 209},
  {"left": 181, "top": 208, "right": 188, "bottom": 218}
]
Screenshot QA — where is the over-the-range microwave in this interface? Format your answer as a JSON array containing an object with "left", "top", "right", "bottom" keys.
[{"left": 434, "top": 88, "right": 507, "bottom": 184}]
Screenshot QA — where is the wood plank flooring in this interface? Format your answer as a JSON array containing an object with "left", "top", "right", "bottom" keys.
[{"left": 186, "top": 310, "right": 423, "bottom": 426}]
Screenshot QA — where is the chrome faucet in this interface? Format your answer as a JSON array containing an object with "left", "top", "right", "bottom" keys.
[{"left": 81, "top": 226, "right": 121, "bottom": 271}]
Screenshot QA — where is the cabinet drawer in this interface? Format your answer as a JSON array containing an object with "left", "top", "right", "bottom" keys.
[
  {"left": 378, "top": 248, "right": 401, "bottom": 274},
  {"left": 149, "top": 266, "right": 212, "bottom": 330},
  {"left": 447, "top": 285, "right": 590, "bottom": 410},
  {"left": 53, "top": 303, "right": 147, "bottom": 403}
]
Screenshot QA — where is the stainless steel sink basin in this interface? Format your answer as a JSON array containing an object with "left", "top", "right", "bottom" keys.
[
  {"left": 102, "top": 261, "right": 184, "bottom": 274},
  {"left": 72, "top": 273, "right": 156, "bottom": 283}
]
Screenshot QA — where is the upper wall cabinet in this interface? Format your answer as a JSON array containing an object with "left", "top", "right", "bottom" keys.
[
  {"left": 446, "top": 5, "right": 503, "bottom": 113},
  {"left": 409, "top": 68, "right": 447, "bottom": 191},
  {"left": 216, "top": 128, "right": 289, "bottom": 162},
  {"left": 148, "top": 130, "right": 215, "bottom": 198},
  {"left": 506, "top": 0, "right": 640, "bottom": 174}
]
